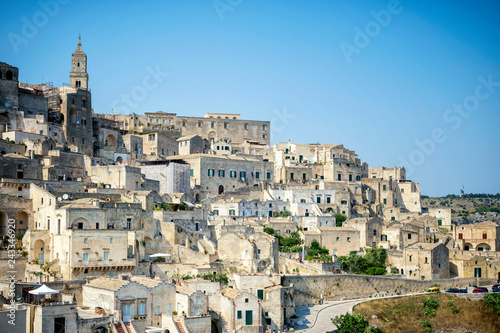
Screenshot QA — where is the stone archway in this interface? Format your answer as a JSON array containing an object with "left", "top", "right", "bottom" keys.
[
  {"left": 0, "top": 211, "right": 7, "bottom": 236},
  {"left": 17, "top": 211, "right": 29, "bottom": 234},
  {"left": 71, "top": 217, "right": 91, "bottom": 229},
  {"left": 34, "top": 239, "right": 45, "bottom": 263},
  {"left": 105, "top": 134, "right": 117, "bottom": 147},
  {"left": 218, "top": 185, "right": 224, "bottom": 195}
]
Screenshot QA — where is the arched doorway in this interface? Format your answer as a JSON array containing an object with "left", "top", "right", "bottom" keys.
[
  {"left": 34, "top": 239, "right": 45, "bottom": 263},
  {"left": 218, "top": 185, "right": 224, "bottom": 195},
  {"left": 195, "top": 194, "right": 200, "bottom": 202},
  {"left": 116, "top": 156, "right": 123, "bottom": 163},
  {"left": 69, "top": 108, "right": 77, "bottom": 124},
  {"left": 17, "top": 211, "right": 28, "bottom": 234},
  {"left": 0, "top": 211, "right": 7, "bottom": 236},
  {"left": 105, "top": 134, "right": 116, "bottom": 147},
  {"left": 71, "top": 217, "right": 91, "bottom": 229},
  {"left": 476, "top": 243, "right": 491, "bottom": 252}
]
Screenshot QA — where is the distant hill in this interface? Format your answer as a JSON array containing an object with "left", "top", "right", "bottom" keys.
[{"left": 422, "top": 194, "right": 500, "bottom": 220}]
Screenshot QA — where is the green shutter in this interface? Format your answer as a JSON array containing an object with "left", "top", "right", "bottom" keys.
[
  {"left": 237, "top": 310, "right": 242, "bottom": 319},
  {"left": 190, "top": 169, "right": 193, "bottom": 176},
  {"left": 257, "top": 289, "right": 264, "bottom": 300},
  {"left": 245, "top": 310, "right": 252, "bottom": 325},
  {"left": 438, "top": 220, "right": 442, "bottom": 226}
]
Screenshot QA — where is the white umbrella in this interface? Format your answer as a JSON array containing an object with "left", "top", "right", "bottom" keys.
[
  {"left": 29, "top": 284, "right": 59, "bottom": 295},
  {"left": 149, "top": 253, "right": 171, "bottom": 258}
]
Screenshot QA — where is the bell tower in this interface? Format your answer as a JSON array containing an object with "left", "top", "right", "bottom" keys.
[{"left": 69, "top": 35, "right": 89, "bottom": 90}]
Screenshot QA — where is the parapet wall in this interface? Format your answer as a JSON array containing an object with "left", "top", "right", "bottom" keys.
[{"left": 283, "top": 274, "right": 496, "bottom": 306}]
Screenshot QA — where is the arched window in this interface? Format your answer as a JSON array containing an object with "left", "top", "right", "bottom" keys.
[{"left": 6, "top": 70, "right": 13, "bottom": 80}]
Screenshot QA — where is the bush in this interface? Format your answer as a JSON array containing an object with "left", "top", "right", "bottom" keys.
[
  {"left": 365, "top": 267, "right": 386, "bottom": 275},
  {"left": 335, "top": 213, "right": 347, "bottom": 226},
  {"left": 484, "top": 294, "right": 500, "bottom": 315},
  {"left": 331, "top": 312, "right": 372, "bottom": 333},
  {"left": 263, "top": 227, "right": 274, "bottom": 235}
]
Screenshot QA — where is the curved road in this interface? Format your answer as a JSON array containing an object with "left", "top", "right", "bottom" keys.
[
  {"left": 293, "top": 293, "right": 424, "bottom": 333},
  {"left": 292, "top": 287, "right": 492, "bottom": 333}
]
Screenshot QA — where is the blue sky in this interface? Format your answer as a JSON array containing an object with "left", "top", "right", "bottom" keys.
[{"left": 1, "top": 0, "right": 499, "bottom": 196}]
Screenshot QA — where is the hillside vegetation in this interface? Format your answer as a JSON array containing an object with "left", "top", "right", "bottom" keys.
[
  {"left": 354, "top": 293, "right": 500, "bottom": 333},
  {"left": 422, "top": 193, "right": 500, "bottom": 219}
]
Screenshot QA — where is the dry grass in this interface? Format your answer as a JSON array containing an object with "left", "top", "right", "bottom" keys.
[{"left": 354, "top": 294, "right": 500, "bottom": 333}]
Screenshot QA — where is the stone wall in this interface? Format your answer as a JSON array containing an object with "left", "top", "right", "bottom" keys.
[{"left": 282, "top": 274, "right": 497, "bottom": 306}]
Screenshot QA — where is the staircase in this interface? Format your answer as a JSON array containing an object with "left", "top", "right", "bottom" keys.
[
  {"left": 173, "top": 317, "right": 188, "bottom": 333},
  {"left": 115, "top": 322, "right": 126, "bottom": 333},
  {"left": 124, "top": 322, "right": 135, "bottom": 333}
]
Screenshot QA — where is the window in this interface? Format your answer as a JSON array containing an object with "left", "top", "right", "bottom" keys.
[
  {"left": 194, "top": 308, "right": 200, "bottom": 315},
  {"left": 408, "top": 233, "right": 412, "bottom": 240},
  {"left": 218, "top": 170, "right": 225, "bottom": 177},
  {"left": 266, "top": 172, "right": 271, "bottom": 180},
  {"left": 347, "top": 237, "right": 351, "bottom": 242},
  {"left": 190, "top": 169, "right": 194, "bottom": 176},
  {"left": 425, "top": 257, "right": 428, "bottom": 264},
  {"left": 225, "top": 146, "right": 230, "bottom": 151},
  {"left": 230, "top": 171, "right": 236, "bottom": 178},
  {"left": 349, "top": 174, "right": 352, "bottom": 181},
  {"left": 245, "top": 298, "right": 249, "bottom": 303},
  {"left": 84, "top": 238, "right": 88, "bottom": 244},
  {"left": 211, "top": 122, "right": 215, "bottom": 128},
  {"left": 126, "top": 218, "right": 132, "bottom": 230},
  {"left": 383, "top": 198, "right": 387, "bottom": 205},
  {"left": 213, "top": 210, "right": 219, "bottom": 216},
  {"left": 244, "top": 123, "right": 248, "bottom": 130},
  {"left": 336, "top": 237, "right": 339, "bottom": 241},
  {"left": 316, "top": 197, "right": 321, "bottom": 204},
  {"left": 458, "top": 233, "right": 463, "bottom": 240},
  {"left": 229, "top": 209, "right": 235, "bottom": 216},
  {"left": 409, "top": 255, "right": 412, "bottom": 262},
  {"left": 138, "top": 303, "right": 145, "bottom": 315},
  {"left": 224, "top": 122, "right": 227, "bottom": 129},
  {"left": 483, "top": 233, "right": 487, "bottom": 239},
  {"left": 383, "top": 184, "right": 387, "bottom": 191},
  {"left": 337, "top": 174, "right": 341, "bottom": 181},
  {"left": 208, "top": 169, "right": 215, "bottom": 177},
  {"left": 438, "top": 219, "right": 442, "bottom": 226},
  {"left": 326, "top": 196, "right": 331, "bottom": 203},
  {"left": 255, "top": 172, "right": 260, "bottom": 179},
  {"left": 155, "top": 306, "right": 160, "bottom": 315},
  {"left": 290, "top": 173, "right": 294, "bottom": 180},
  {"left": 373, "top": 230, "right": 377, "bottom": 235},
  {"left": 196, "top": 296, "right": 201, "bottom": 305},
  {"left": 237, "top": 311, "right": 242, "bottom": 319},
  {"left": 341, "top": 200, "right": 347, "bottom": 205},
  {"left": 262, "top": 124, "right": 267, "bottom": 130},
  {"left": 240, "top": 171, "right": 246, "bottom": 182},
  {"left": 110, "top": 238, "right": 113, "bottom": 243}
]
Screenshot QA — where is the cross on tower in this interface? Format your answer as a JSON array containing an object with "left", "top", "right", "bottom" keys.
[{"left": 78, "top": 34, "right": 81, "bottom": 42}]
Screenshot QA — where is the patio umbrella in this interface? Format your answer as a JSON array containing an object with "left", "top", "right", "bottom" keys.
[{"left": 29, "top": 284, "right": 59, "bottom": 304}]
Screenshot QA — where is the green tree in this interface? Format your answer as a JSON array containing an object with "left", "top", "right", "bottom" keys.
[
  {"left": 364, "top": 248, "right": 387, "bottom": 267},
  {"left": 331, "top": 312, "right": 379, "bottom": 333},
  {"left": 263, "top": 227, "right": 274, "bottom": 235},
  {"left": 335, "top": 213, "right": 347, "bottom": 226},
  {"left": 484, "top": 294, "right": 500, "bottom": 315}
]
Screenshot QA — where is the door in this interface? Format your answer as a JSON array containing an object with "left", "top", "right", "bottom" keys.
[
  {"left": 123, "top": 304, "right": 132, "bottom": 322},
  {"left": 103, "top": 252, "right": 109, "bottom": 265},
  {"left": 83, "top": 253, "right": 89, "bottom": 266},
  {"left": 38, "top": 253, "right": 44, "bottom": 264},
  {"left": 245, "top": 310, "right": 252, "bottom": 326},
  {"left": 474, "top": 268, "right": 482, "bottom": 278},
  {"left": 257, "top": 289, "right": 263, "bottom": 300},
  {"left": 54, "top": 317, "right": 65, "bottom": 333}
]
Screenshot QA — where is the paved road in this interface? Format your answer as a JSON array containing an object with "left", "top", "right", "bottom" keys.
[
  {"left": 293, "top": 293, "right": 425, "bottom": 333},
  {"left": 291, "top": 286, "right": 498, "bottom": 333}
]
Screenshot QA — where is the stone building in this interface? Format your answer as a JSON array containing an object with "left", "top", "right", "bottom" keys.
[
  {"left": 217, "top": 231, "right": 279, "bottom": 273},
  {"left": 449, "top": 250, "right": 500, "bottom": 280},
  {"left": 178, "top": 134, "right": 208, "bottom": 155},
  {"left": 453, "top": 221, "right": 500, "bottom": 251},
  {"left": 401, "top": 242, "right": 450, "bottom": 280},
  {"left": 169, "top": 154, "right": 273, "bottom": 198},
  {"left": 301, "top": 226, "right": 362, "bottom": 257},
  {"left": 145, "top": 111, "right": 270, "bottom": 147},
  {"left": 138, "top": 159, "right": 191, "bottom": 194},
  {"left": 88, "top": 165, "right": 159, "bottom": 192},
  {"left": 219, "top": 288, "right": 263, "bottom": 332},
  {"left": 141, "top": 131, "right": 179, "bottom": 157}
]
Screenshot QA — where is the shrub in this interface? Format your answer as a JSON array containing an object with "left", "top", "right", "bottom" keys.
[
  {"left": 263, "top": 227, "right": 274, "bottom": 235},
  {"left": 331, "top": 312, "right": 371, "bottom": 333},
  {"left": 484, "top": 294, "right": 500, "bottom": 315}
]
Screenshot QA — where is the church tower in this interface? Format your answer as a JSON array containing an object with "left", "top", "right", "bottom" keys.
[{"left": 69, "top": 37, "right": 89, "bottom": 90}]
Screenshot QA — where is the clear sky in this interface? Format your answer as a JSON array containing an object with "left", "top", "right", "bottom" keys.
[{"left": 1, "top": 0, "right": 499, "bottom": 196}]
